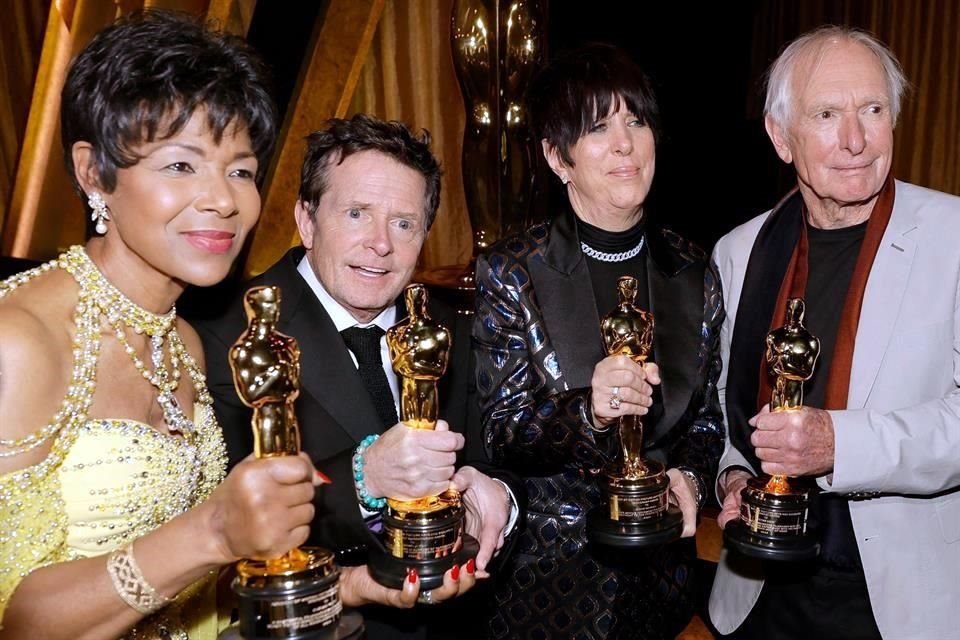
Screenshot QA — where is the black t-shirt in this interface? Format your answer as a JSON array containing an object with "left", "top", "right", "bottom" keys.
[{"left": 803, "top": 219, "right": 867, "bottom": 570}]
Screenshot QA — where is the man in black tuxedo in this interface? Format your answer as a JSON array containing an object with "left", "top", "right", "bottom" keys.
[{"left": 196, "top": 115, "right": 517, "bottom": 638}]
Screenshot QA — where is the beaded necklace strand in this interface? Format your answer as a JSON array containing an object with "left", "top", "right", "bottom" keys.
[{"left": 0, "top": 245, "right": 211, "bottom": 457}]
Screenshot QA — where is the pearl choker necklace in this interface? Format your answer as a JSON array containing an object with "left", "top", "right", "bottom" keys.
[{"left": 580, "top": 235, "right": 646, "bottom": 263}]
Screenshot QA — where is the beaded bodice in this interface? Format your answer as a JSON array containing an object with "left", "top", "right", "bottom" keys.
[
  {"left": 0, "top": 246, "right": 227, "bottom": 639},
  {"left": 61, "top": 411, "right": 224, "bottom": 556}
]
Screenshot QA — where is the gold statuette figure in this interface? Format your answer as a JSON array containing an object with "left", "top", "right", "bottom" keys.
[
  {"left": 226, "top": 286, "right": 361, "bottom": 640},
  {"left": 387, "top": 284, "right": 452, "bottom": 431},
  {"left": 763, "top": 298, "right": 821, "bottom": 494},
  {"left": 386, "top": 284, "right": 458, "bottom": 514},
  {"left": 724, "top": 297, "right": 822, "bottom": 561},
  {"left": 369, "top": 283, "right": 478, "bottom": 590},
  {"left": 230, "top": 285, "right": 301, "bottom": 460},
  {"left": 600, "top": 275, "right": 654, "bottom": 479}
]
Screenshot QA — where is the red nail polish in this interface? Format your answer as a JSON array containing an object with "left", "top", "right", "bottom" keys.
[
  {"left": 314, "top": 469, "right": 332, "bottom": 484},
  {"left": 407, "top": 568, "right": 418, "bottom": 584},
  {"left": 466, "top": 559, "right": 476, "bottom": 575},
  {"left": 451, "top": 564, "right": 460, "bottom": 580}
]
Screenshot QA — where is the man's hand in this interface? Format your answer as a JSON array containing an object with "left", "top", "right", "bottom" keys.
[
  {"left": 717, "top": 469, "right": 752, "bottom": 530},
  {"left": 450, "top": 466, "right": 510, "bottom": 578},
  {"left": 665, "top": 468, "right": 698, "bottom": 537},
  {"left": 363, "top": 419, "right": 464, "bottom": 500},
  {"left": 750, "top": 405, "right": 835, "bottom": 477}
]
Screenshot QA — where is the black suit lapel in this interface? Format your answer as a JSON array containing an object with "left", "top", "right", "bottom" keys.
[
  {"left": 271, "top": 255, "right": 384, "bottom": 445},
  {"left": 530, "top": 209, "right": 605, "bottom": 390}
]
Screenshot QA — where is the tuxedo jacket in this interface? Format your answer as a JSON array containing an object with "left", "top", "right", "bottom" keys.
[
  {"left": 195, "top": 247, "right": 511, "bottom": 640},
  {"left": 709, "top": 181, "right": 960, "bottom": 640},
  {"left": 472, "top": 208, "right": 725, "bottom": 637},
  {"left": 196, "top": 246, "right": 475, "bottom": 551}
]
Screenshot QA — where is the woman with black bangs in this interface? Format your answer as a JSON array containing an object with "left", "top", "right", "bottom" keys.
[{"left": 473, "top": 44, "right": 724, "bottom": 639}]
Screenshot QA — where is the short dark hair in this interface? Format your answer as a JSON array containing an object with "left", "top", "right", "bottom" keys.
[
  {"left": 528, "top": 43, "right": 660, "bottom": 166},
  {"left": 298, "top": 114, "right": 442, "bottom": 229},
  {"left": 61, "top": 9, "right": 277, "bottom": 196}
]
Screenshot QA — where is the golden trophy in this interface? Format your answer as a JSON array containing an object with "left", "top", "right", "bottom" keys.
[
  {"left": 223, "top": 286, "right": 362, "bottom": 640},
  {"left": 367, "top": 284, "right": 479, "bottom": 589},
  {"left": 586, "top": 276, "right": 683, "bottom": 548},
  {"left": 724, "top": 297, "right": 821, "bottom": 561}
]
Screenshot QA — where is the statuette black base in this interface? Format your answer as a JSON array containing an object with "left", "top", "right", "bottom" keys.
[
  {"left": 587, "top": 505, "right": 683, "bottom": 548},
  {"left": 586, "top": 460, "right": 683, "bottom": 548},
  {"left": 724, "top": 519, "right": 820, "bottom": 561},
  {"left": 230, "top": 547, "right": 357, "bottom": 640},
  {"left": 219, "top": 611, "right": 363, "bottom": 640},
  {"left": 723, "top": 477, "right": 819, "bottom": 561},
  {"left": 368, "top": 534, "right": 479, "bottom": 590}
]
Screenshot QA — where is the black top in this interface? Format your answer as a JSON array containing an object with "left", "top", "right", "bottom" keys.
[
  {"left": 578, "top": 216, "right": 664, "bottom": 431},
  {"left": 803, "top": 219, "right": 867, "bottom": 570},
  {"left": 578, "top": 216, "right": 650, "bottom": 316}
]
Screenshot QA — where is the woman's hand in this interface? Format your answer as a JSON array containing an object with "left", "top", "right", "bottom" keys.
[
  {"left": 590, "top": 356, "right": 660, "bottom": 429},
  {"left": 339, "top": 561, "right": 477, "bottom": 608},
  {"left": 201, "top": 452, "right": 320, "bottom": 565}
]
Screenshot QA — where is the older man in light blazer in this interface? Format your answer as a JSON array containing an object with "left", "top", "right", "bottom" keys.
[{"left": 708, "top": 26, "right": 960, "bottom": 640}]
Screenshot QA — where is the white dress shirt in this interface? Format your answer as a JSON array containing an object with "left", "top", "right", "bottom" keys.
[{"left": 297, "top": 256, "right": 400, "bottom": 414}]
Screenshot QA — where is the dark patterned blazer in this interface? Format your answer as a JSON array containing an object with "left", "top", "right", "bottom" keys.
[{"left": 472, "top": 208, "right": 724, "bottom": 639}]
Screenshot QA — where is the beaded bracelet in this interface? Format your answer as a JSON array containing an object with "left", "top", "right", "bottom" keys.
[{"left": 353, "top": 434, "right": 386, "bottom": 510}]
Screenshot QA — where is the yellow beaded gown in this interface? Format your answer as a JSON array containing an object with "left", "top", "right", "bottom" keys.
[{"left": 0, "top": 247, "right": 228, "bottom": 639}]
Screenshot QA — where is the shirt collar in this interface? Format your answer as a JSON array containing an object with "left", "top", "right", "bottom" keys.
[{"left": 297, "top": 255, "right": 397, "bottom": 332}]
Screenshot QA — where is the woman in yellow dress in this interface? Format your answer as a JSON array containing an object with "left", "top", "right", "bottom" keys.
[{"left": 0, "top": 11, "right": 420, "bottom": 640}]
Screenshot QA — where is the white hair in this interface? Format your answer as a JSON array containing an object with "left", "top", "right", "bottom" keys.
[{"left": 764, "top": 26, "right": 908, "bottom": 129}]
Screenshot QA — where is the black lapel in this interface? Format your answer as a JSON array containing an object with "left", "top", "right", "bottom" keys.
[
  {"left": 529, "top": 208, "right": 605, "bottom": 390},
  {"left": 725, "top": 189, "right": 803, "bottom": 470},
  {"left": 645, "top": 229, "right": 702, "bottom": 444},
  {"left": 271, "top": 250, "right": 385, "bottom": 444}
]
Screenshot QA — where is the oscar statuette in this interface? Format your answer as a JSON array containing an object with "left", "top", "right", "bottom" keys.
[
  {"left": 222, "top": 286, "right": 362, "bottom": 639},
  {"left": 586, "top": 276, "right": 683, "bottom": 548},
  {"left": 367, "top": 284, "right": 479, "bottom": 589},
  {"left": 724, "top": 297, "right": 821, "bottom": 561}
]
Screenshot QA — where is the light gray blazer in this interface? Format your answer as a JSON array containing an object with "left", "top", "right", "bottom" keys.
[{"left": 708, "top": 181, "right": 960, "bottom": 640}]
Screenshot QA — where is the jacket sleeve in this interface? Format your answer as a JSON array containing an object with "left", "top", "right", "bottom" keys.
[
  {"left": 665, "top": 259, "right": 727, "bottom": 507},
  {"left": 472, "top": 252, "right": 616, "bottom": 472}
]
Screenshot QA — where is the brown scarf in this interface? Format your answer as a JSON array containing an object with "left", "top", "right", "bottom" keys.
[{"left": 758, "top": 175, "right": 896, "bottom": 411}]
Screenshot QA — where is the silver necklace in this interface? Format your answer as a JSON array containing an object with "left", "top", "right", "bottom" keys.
[{"left": 580, "top": 235, "right": 645, "bottom": 263}]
